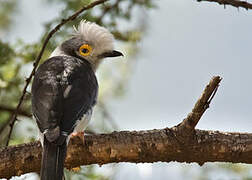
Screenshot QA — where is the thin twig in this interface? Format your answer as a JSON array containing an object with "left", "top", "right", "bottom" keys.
[
  {"left": 178, "top": 76, "right": 222, "bottom": 131},
  {"left": 5, "top": 0, "right": 108, "bottom": 146},
  {"left": 0, "top": 105, "right": 31, "bottom": 117},
  {"left": 197, "top": 0, "right": 252, "bottom": 10},
  {"left": 0, "top": 105, "right": 31, "bottom": 137},
  {"left": 96, "top": 0, "right": 121, "bottom": 24}
]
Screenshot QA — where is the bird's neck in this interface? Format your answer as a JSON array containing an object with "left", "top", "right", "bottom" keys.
[{"left": 87, "top": 59, "right": 101, "bottom": 72}]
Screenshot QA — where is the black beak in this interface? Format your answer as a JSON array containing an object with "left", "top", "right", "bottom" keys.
[{"left": 99, "top": 50, "right": 124, "bottom": 58}]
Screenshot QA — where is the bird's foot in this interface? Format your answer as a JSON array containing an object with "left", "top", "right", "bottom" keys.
[
  {"left": 70, "top": 166, "right": 81, "bottom": 172},
  {"left": 71, "top": 132, "right": 85, "bottom": 143}
]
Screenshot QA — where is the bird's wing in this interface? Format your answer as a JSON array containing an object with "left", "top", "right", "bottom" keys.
[
  {"left": 73, "top": 109, "right": 93, "bottom": 133},
  {"left": 60, "top": 60, "right": 98, "bottom": 134},
  {"left": 32, "top": 57, "right": 64, "bottom": 142},
  {"left": 32, "top": 56, "right": 98, "bottom": 143}
]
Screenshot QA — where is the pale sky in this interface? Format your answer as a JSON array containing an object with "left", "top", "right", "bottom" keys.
[
  {"left": 111, "top": 0, "right": 252, "bottom": 133},
  {"left": 5, "top": 0, "right": 252, "bottom": 179}
]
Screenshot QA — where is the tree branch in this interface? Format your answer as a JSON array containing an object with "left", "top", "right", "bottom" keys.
[
  {"left": 1, "top": 76, "right": 252, "bottom": 179},
  {"left": 1, "top": 128, "right": 252, "bottom": 178},
  {"left": 197, "top": 0, "right": 252, "bottom": 10},
  {"left": 0, "top": 106, "right": 31, "bottom": 139},
  {"left": 178, "top": 76, "right": 221, "bottom": 131},
  {"left": 96, "top": 0, "right": 121, "bottom": 24},
  {"left": 0, "top": 105, "right": 31, "bottom": 117},
  {"left": 5, "top": 0, "right": 109, "bottom": 146}
]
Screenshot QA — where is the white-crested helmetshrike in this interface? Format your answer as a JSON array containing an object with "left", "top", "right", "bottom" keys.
[{"left": 32, "top": 20, "right": 123, "bottom": 180}]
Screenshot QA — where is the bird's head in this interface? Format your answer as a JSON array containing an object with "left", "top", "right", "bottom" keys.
[{"left": 51, "top": 20, "right": 123, "bottom": 70}]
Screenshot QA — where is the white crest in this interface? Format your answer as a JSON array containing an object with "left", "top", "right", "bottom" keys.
[{"left": 73, "top": 20, "right": 114, "bottom": 55}]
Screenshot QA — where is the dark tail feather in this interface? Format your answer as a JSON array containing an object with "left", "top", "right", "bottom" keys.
[{"left": 41, "top": 137, "right": 67, "bottom": 180}]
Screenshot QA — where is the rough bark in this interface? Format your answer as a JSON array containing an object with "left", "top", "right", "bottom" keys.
[
  {"left": 1, "top": 129, "right": 252, "bottom": 178},
  {"left": 1, "top": 76, "right": 251, "bottom": 179},
  {"left": 178, "top": 76, "right": 221, "bottom": 132}
]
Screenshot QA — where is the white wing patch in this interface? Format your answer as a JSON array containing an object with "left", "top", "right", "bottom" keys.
[
  {"left": 36, "top": 109, "right": 93, "bottom": 146},
  {"left": 36, "top": 120, "right": 44, "bottom": 146},
  {"left": 74, "top": 109, "right": 93, "bottom": 133}
]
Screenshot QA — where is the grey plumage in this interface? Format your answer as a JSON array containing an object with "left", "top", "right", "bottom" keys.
[
  {"left": 31, "top": 20, "right": 123, "bottom": 180},
  {"left": 32, "top": 56, "right": 98, "bottom": 179}
]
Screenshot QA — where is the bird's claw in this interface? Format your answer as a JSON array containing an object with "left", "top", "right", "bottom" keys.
[
  {"left": 70, "top": 166, "right": 81, "bottom": 172},
  {"left": 71, "top": 132, "right": 85, "bottom": 143}
]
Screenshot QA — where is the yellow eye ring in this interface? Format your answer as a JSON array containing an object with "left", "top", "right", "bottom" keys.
[{"left": 79, "top": 44, "right": 92, "bottom": 56}]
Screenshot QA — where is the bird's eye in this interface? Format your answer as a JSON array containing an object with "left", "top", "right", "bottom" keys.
[
  {"left": 79, "top": 44, "right": 92, "bottom": 56},
  {"left": 82, "top": 48, "right": 88, "bottom": 53}
]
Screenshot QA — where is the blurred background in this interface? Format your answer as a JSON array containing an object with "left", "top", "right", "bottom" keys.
[{"left": 0, "top": 0, "right": 252, "bottom": 179}]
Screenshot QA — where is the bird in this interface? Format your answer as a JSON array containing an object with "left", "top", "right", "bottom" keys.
[{"left": 31, "top": 20, "right": 123, "bottom": 180}]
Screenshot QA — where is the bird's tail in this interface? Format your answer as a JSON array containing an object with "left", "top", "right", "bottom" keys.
[{"left": 41, "top": 137, "right": 67, "bottom": 180}]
